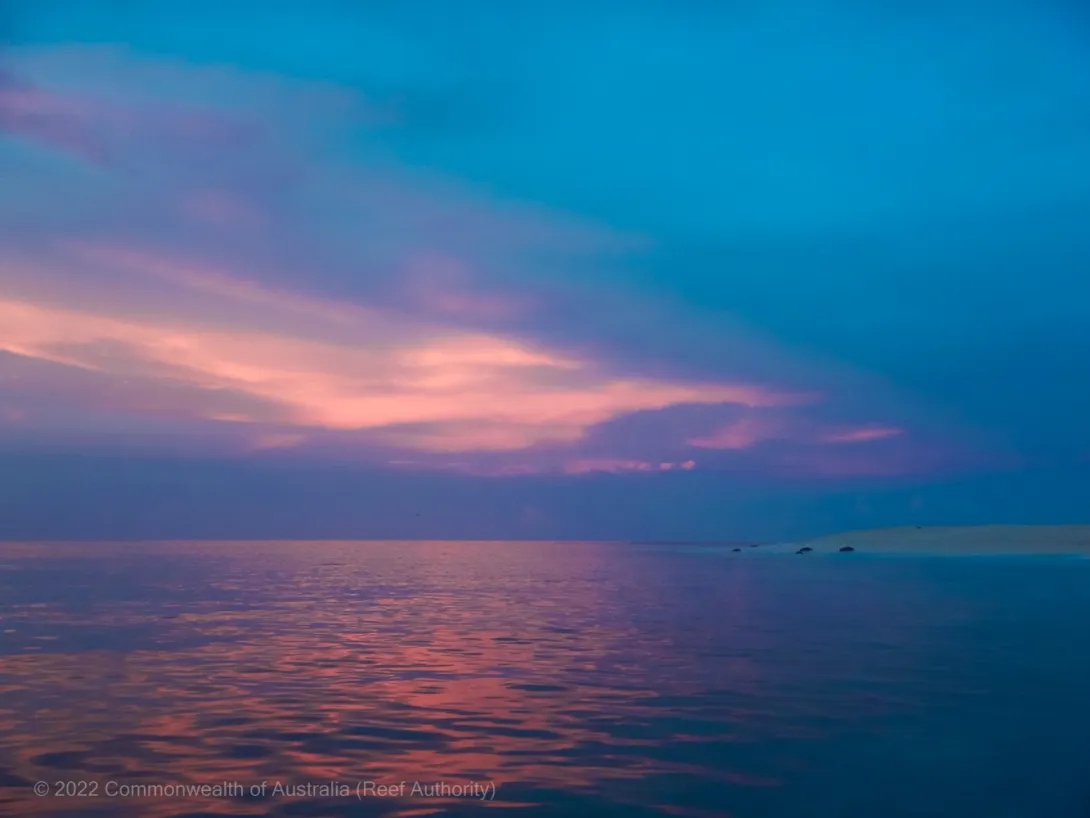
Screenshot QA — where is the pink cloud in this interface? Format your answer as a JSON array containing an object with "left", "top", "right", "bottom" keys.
[
  {"left": 0, "top": 69, "right": 261, "bottom": 169},
  {"left": 374, "top": 422, "right": 586, "bottom": 453},
  {"left": 690, "top": 418, "right": 906, "bottom": 452},
  {"left": 64, "top": 243, "right": 381, "bottom": 328},
  {"left": 821, "top": 425, "right": 904, "bottom": 444},
  {"left": 0, "top": 79, "right": 107, "bottom": 162},
  {"left": 403, "top": 253, "right": 530, "bottom": 321},
  {"left": 0, "top": 48, "right": 938, "bottom": 480},
  {"left": 689, "top": 415, "right": 786, "bottom": 450},
  {"left": 0, "top": 247, "right": 797, "bottom": 456}
]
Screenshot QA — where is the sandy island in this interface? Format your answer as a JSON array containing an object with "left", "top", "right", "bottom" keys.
[{"left": 748, "top": 525, "right": 1090, "bottom": 556}]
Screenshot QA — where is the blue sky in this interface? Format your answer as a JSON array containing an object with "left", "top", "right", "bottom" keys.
[{"left": 1, "top": 0, "right": 1088, "bottom": 539}]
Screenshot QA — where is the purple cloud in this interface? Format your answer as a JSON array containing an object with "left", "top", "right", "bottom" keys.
[{"left": 0, "top": 47, "right": 956, "bottom": 480}]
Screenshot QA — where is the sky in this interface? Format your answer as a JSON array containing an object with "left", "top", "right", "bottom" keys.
[{"left": 1, "top": 0, "right": 1088, "bottom": 540}]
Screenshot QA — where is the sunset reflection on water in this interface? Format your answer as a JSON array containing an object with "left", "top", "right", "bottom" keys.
[{"left": 2, "top": 542, "right": 1090, "bottom": 817}]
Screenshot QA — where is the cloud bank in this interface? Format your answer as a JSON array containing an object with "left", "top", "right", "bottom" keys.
[{"left": 0, "top": 46, "right": 957, "bottom": 481}]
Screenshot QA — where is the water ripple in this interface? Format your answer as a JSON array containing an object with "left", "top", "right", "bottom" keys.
[{"left": 1, "top": 541, "right": 1089, "bottom": 816}]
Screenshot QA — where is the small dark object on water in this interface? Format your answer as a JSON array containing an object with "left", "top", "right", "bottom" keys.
[
  {"left": 839, "top": 546, "right": 855, "bottom": 553},
  {"left": 796, "top": 547, "right": 813, "bottom": 554},
  {"left": 915, "top": 525, "right": 922, "bottom": 529},
  {"left": 732, "top": 548, "right": 742, "bottom": 553}
]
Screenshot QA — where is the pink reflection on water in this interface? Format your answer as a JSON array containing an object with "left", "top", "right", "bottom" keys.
[{"left": 0, "top": 541, "right": 787, "bottom": 817}]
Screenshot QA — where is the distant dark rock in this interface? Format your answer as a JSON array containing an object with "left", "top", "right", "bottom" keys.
[
  {"left": 839, "top": 546, "right": 855, "bottom": 553},
  {"left": 796, "top": 547, "right": 812, "bottom": 554}
]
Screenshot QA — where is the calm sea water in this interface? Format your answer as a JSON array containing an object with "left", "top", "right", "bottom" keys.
[{"left": 1, "top": 541, "right": 1089, "bottom": 818}]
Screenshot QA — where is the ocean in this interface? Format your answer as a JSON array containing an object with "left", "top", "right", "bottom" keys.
[{"left": 1, "top": 540, "right": 1088, "bottom": 817}]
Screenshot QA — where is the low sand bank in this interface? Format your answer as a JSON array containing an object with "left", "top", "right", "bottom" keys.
[{"left": 752, "top": 525, "right": 1090, "bottom": 556}]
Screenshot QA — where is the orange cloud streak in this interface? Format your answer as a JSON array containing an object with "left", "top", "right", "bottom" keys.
[{"left": 0, "top": 253, "right": 798, "bottom": 454}]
